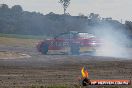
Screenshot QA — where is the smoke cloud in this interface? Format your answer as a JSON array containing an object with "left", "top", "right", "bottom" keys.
[{"left": 88, "top": 22, "right": 130, "bottom": 58}]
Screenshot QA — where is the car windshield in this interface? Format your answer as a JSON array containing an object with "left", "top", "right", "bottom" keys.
[{"left": 78, "top": 33, "right": 95, "bottom": 39}]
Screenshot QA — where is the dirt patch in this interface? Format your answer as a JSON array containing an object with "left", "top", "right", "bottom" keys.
[
  {"left": 0, "top": 51, "right": 31, "bottom": 59},
  {"left": 0, "top": 56, "right": 132, "bottom": 87}
]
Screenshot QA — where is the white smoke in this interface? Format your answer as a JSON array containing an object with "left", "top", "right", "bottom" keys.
[{"left": 89, "top": 23, "right": 130, "bottom": 58}]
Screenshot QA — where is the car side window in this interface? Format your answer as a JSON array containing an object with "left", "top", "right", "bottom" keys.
[{"left": 58, "top": 34, "right": 70, "bottom": 39}]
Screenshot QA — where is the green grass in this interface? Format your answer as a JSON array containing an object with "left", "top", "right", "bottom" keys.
[
  {"left": 0, "top": 36, "right": 41, "bottom": 47},
  {"left": 0, "top": 33, "right": 50, "bottom": 39}
]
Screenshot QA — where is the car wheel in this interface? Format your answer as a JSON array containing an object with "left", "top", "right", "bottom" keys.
[{"left": 39, "top": 43, "right": 49, "bottom": 54}]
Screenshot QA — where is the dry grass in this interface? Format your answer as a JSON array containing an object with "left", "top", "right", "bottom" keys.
[
  {"left": 0, "top": 51, "right": 31, "bottom": 59},
  {"left": 0, "top": 37, "right": 40, "bottom": 47}
]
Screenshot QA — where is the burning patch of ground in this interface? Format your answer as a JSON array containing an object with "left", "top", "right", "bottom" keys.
[{"left": 0, "top": 51, "right": 31, "bottom": 59}]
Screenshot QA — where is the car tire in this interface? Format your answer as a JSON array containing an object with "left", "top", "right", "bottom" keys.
[{"left": 39, "top": 43, "right": 49, "bottom": 54}]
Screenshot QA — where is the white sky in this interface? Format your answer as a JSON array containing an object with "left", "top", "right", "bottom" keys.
[{"left": 0, "top": 0, "right": 132, "bottom": 21}]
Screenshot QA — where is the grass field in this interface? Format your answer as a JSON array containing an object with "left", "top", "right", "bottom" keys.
[
  {"left": 0, "top": 34, "right": 132, "bottom": 88},
  {"left": 0, "top": 33, "right": 49, "bottom": 39},
  {"left": 0, "top": 36, "right": 39, "bottom": 47}
]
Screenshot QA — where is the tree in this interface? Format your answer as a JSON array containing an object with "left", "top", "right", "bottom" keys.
[
  {"left": 11, "top": 5, "right": 23, "bottom": 12},
  {"left": 88, "top": 13, "right": 100, "bottom": 21},
  {"left": 59, "top": 0, "right": 70, "bottom": 14},
  {"left": 0, "top": 4, "right": 9, "bottom": 9}
]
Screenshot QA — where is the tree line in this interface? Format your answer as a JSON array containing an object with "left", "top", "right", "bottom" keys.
[{"left": 0, "top": 4, "right": 132, "bottom": 38}]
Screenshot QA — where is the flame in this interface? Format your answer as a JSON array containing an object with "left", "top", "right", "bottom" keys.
[{"left": 81, "top": 67, "right": 89, "bottom": 78}]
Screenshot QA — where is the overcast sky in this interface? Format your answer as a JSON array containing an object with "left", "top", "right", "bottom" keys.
[{"left": 0, "top": 0, "right": 132, "bottom": 21}]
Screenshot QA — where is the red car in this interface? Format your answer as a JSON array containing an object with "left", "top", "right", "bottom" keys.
[{"left": 37, "top": 31, "right": 102, "bottom": 55}]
